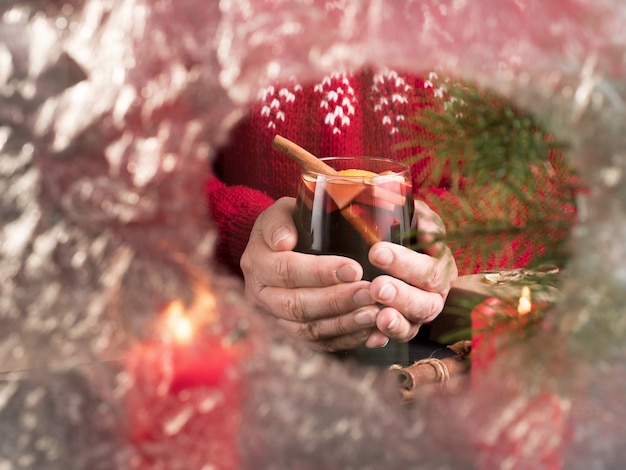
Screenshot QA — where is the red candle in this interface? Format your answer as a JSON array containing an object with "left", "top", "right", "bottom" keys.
[
  {"left": 469, "top": 288, "right": 567, "bottom": 470},
  {"left": 470, "top": 286, "right": 541, "bottom": 372},
  {"left": 125, "top": 298, "right": 247, "bottom": 469}
]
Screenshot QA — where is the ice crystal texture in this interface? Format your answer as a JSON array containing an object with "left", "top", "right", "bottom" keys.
[{"left": 2, "top": 0, "right": 626, "bottom": 468}]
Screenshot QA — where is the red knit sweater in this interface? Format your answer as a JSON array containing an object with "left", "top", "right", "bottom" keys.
[{"left": 207, "top": 69, "right": 577, "bottom": 276}]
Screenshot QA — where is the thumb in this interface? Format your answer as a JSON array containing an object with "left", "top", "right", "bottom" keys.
[
  {"left": 262, "top": 197, "right": 299, "bottom": 252},
  {"left": 413, "top": 199, "right": 447, "bottom": 257}
]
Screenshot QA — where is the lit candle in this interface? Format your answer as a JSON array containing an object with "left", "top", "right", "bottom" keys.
[
  {"left": 125, "top": 290, "right": 246, "bottom": 469},
  {"left": 469, "top": 288, "right": 566, "bottom": 470},
  {"left": 164, "top": 300, "right": 194, "bottom": 344},
  {"left": 517, "top": 286, "right": 532, "bottom": 315},
  {"left": 470, "top": 286, "right": 538, "bottom": 374}
]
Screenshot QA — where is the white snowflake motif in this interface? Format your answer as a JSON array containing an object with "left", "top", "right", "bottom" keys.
[
  {"left": 314, "top": 73, "right": 357, "bottom": 135},
  {"left": 371, "top": 69, "right": 412, "bottom": 135},
  {"left": 425, "top": 71, "right": 465, "bottom": 116},
  {"left": 424, "top": 71, "right": 446, "bottom": 98},
  {"left": 258, "top": 81, "right": 302, "bottom": 129}
]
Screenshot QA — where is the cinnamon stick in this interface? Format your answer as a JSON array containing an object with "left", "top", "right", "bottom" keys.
[
  {"left": 272, "top": 134, "right": 382, "bottom": 245},
  {"left": 391, "top": 356, "right": 469, "bottom": 403},
  {"left": 391, "top": 356, "right": 469, "bottom": 390},
  {"left": 272, "top": 135, "right": 339, "bottom": 176},
  {"left": 340, "top": 206, "right": 382, "bottom": 245}
]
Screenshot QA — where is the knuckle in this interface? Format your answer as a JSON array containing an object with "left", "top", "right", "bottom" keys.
[
  {"left": 302, "top": 321, "right": 324, "bottom": 341},
  {"left": 328, "top": 332, "right": 367, "bottom": 352},
  {"left": 279, "top": 290, "right": 308, "bottom": 322},
  {"left": 426, "top": 264, "right": 442, "bottom": 291},
  {"left": 331, "top": 316, "right": 350, "bottom": 336},
  {"left": 245, "top": 282, "right": 266, "bottom": 309},
  {"left": 315, "top": 337, "right": 347, "bottom": 353},
  {"left": 326, "top": 293, "right": 344, "bottom": 316},
  {"left": 426, "top": 297, "right": 444, "bottom": 321},
  {"left": 240, "top": 251, "right": 252, "bottom": 273},
  {"left": 418, "top": 289, "right": 445, "bottom": 321},
  {"left": 406, "top": 324, "right": 421, "bottom": 342},
  {"left": 314, "top": 265, "right": 328, "bottom": 286},
  {"left": 402, "top": 291, "right": 439, "bottom": 324},
  {"left": 424, "top": 259, "right": 448, "bottom": 292},
  {"left": 403, "top": 297, "right": 423, "bottom": 322},
  {"left": 273, "top": 255, "right": 298, "bottom": 288}
]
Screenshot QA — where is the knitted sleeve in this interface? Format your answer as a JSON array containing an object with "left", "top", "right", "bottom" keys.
[{"left": 205, "top": 176, "right": 274, "bottom": 275}]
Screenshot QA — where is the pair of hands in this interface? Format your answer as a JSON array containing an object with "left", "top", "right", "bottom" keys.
[{"left": 240, "top": 197, "right": 458, "bottom": 353}]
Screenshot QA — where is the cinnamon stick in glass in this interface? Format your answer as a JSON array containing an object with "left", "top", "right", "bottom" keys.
[
  {"left": 272, "top": 135, "right": 340, "bottom": 176},
  {"left": 272, "top": 134, "right": 382, "bottom": 245}
]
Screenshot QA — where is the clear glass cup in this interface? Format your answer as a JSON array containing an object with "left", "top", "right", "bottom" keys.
[{"left": 294, "top": 156, "right": 414, "bottom": 367}]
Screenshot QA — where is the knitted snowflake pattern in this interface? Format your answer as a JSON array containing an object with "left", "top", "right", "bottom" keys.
[
  {"left": 371, "top": 69, "right": 413, "bottom": 135},
  {"left": 258, "top": 81, "right": 303, "bottom": 129},
  {"left": 313, "top": 72, "right": 357, "bottom": 135},
  {"left": 256, "top": 70, "right": 422, "bottom": 136}
]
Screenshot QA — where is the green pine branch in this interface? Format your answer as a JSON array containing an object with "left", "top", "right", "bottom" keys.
[
  {"left": 403, "top": 78, "right": 569, "bottom": 191},
  {"left": 399, "top": 75, "right": 579, "bottom": 271}
]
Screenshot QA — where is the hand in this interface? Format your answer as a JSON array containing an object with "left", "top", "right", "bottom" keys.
[
  {"left": 240, "top": 197, "right": 385, "bottom": 353},
  {"left": 366, "top": 199, "right": 458, "bottom": 345}
]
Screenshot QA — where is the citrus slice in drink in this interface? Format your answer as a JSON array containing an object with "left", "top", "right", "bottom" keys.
[
  {"left": 324, "top": 169, "right": 376, "bottom": 209},
  {"left": 337, "top": 169, "right": 377, "bottom": 177}
]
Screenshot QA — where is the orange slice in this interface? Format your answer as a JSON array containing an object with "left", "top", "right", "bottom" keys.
[
  {"left": 324, "top": 169, "right": 376, "bottom": 209},
  {"left": 337, "top": 169, "right": 377, "bottom": 177}
]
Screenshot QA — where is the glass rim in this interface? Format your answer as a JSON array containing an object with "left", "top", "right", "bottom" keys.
[{"left": 302, "top": 156, "right": 410, "bottom": 178}]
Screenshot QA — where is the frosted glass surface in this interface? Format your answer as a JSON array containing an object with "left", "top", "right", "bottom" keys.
[{"left": 2, "top": 0, "right": 626, "bottom": 468}]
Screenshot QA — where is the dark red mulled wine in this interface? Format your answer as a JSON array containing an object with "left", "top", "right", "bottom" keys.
[{"left": 293, "top": 156, "right": 414, "bottom": 366}]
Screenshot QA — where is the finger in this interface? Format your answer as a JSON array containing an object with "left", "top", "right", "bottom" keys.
[
  {"left": 414, "top": 199, "right": 446, "bottom": 234},
  {"left": 371, "top": 274, "right": 446, "bottom": 325},
  {"left": 375, "top": 307, "right": 421, "bottom": 343},
  {"left": 276, "top": 304, "right": 379, "bottom": 345},
  {"left": 259, "top": 196, "right": 299, "bottom": 252},
  {"left": 413, "top": 199, "right": 447, "bottom": 257},
  {"left": 305, "top": 330, "right": 373, "bottom": 354},
  {"left": 254, "top": 280, "right": 375, "bottom": 322},
  {"left": 245, "top": 249, "right": 364, "bottom": 290},
  {"left": 364, "top": 330, "right": 390, "bottom": 349},
  {"left": 369, "top": 242, "right": 457, "bottom": 294},
  {"left": 277, "top": 319, "right": 373, "bottom": 353}
]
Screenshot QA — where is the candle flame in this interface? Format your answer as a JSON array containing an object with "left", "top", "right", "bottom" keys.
[
  {"left": 164, "top": 300, "right": 195, "bottom": 344},
  {"left": 517, "top": 286, "right": 532, "bottom": 315},
  {"left": 159, "top": 284, "right": 218, "bottom": 344}
]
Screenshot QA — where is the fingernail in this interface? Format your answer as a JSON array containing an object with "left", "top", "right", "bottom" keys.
[
  {"left": 386, "top": 316, "right": 399, "bottom": 332},
  {"left": 337, "top": 264, "right": 359, "bottom": 282},
  {"left": 365, "top": 335, "right": 389, "bottom": 348},
  {"left": 372, "top": 246, "right": 393, "bottom": 267},
  {"left": 377, "top": 283, "right": 396, "bottom": 302},
  {"left": 271, "top": 225, "right": 291, "bottom": 247},
  {"left": 352, "top": 288, "right": 373, "bottom": 306},
  {"left": 354, "top": 308, "right": 378, "bottom": 326}
]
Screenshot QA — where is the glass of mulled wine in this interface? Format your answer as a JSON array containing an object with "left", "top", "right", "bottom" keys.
[{"left": 294, "top": 156, "right": 414, "bottom": 367}]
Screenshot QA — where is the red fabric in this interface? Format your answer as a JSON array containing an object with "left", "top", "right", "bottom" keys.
[
  {"left": 126, "top": 333, "right": 245, "bottom": 469},
  {"left": 469, "top": 298, "right": 568, "bottom": 469},
  {"left": 205, "top": 177, "right": 274, "bottom": 273},
  {"left": 207, "top": 69, "right": 577, "bottom": 276}
]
